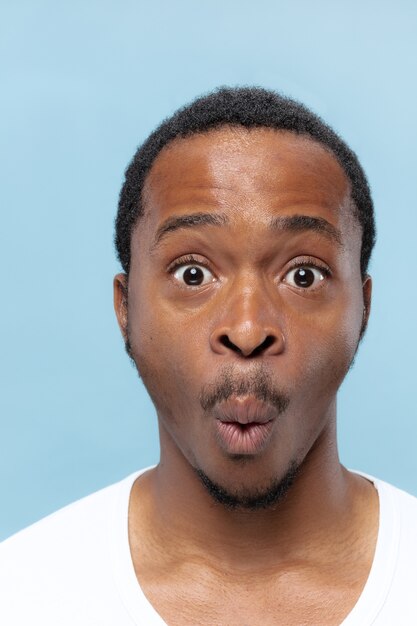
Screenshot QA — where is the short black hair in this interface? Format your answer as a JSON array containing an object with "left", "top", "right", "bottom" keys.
[{"left": 115, "top": 86, "right": 375, "bottom": 277}]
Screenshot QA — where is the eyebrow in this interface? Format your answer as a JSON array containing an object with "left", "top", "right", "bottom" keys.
[
  {"left": 269, "top": 214, "right": 343, "bottom": 245},
  {"left": 151, "top": 211, "right": 342, "bottom": 251},
  {"left": 152, "top": 212, "right": 228, "bottom": 250}
]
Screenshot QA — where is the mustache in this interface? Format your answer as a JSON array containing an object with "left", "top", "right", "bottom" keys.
[{"left": 199, "top": 365, "right": 290, "bottom": 415}]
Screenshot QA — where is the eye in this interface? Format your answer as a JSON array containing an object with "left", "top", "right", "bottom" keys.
[
  {"left": 284, "top": 265, "right": 327, "bottom": 289},
  {"left": 172, "top": 262, "right": 215, "bottom": 287}
]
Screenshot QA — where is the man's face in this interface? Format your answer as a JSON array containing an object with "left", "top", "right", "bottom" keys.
[{"left": 115, "top": 127, "right": 370, "bottom": 504}]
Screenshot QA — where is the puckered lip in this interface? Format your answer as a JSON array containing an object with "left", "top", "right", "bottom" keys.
[{"left": 213, "top": 395, "right": 276, "bottom": 425}]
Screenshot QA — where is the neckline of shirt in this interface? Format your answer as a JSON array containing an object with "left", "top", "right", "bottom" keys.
[
  {"left": 339, "top": 471, "right": 399, "bottom": 625},
  {"left": 109, "top": 468, "right": 399, "bottom": 626}
]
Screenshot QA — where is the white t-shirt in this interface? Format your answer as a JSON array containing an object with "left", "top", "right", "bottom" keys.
[{"left": 1, "top": 468, "right": 417, "bottom": 625}]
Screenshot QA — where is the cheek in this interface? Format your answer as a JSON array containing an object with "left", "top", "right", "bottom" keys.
[
  {"left": 288, "top": 297, "right": 363, "bottom": 396},
  {"left": 127, "top": 295, "right": 205, "bottom": 420}
]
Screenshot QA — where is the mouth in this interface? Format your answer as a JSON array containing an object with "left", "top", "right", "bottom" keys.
[{"left": 213, "top": 396, "right": 276, "bottom": 455}]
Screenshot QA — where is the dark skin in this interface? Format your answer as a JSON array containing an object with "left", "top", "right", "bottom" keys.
[{"left": 114, "top": 127, "right": 378, "bottom": 626}]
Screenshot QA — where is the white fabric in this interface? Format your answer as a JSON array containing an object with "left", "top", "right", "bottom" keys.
[{"left": 0, "top": 468, "right": 417, "bottom": 625}]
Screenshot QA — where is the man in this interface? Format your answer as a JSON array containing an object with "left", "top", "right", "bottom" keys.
[{"left": 1, "top": 87, "right": 416, "bottom": 625}]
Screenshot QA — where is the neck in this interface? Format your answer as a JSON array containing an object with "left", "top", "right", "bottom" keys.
[{"left": 129, "top": 416, "right": 375, "bottom": 573}]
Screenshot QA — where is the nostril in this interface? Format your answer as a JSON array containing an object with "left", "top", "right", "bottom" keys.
[
  {"left": 251, "top": 335, "right": 275, "bottom": 357},
  {"left": 220, "top": 335, "right": 242, "bottom": 354},
  {"left": 219, "top": 334, "right": 276, "bottom": 357}
]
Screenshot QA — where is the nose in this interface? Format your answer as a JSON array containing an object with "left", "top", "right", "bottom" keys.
[{"left": 209, "top": 280, "right": 285, "bottom": 358}]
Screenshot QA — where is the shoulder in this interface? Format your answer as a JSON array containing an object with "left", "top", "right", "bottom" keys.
[
  {"left": 371, "top": 474, "right": 417, "bottom": 521},
  {"left": 368, "top": 476, "right": 417, "bottom": 621},
  {"left": 0, "top": 471, "right": 143, "bottom": 625},
  {"left": 356, "top": 471, "right": 417, "bottom": 543},
  {"left": 0, "top": 473, "right": 130, "bottom": 556},
  {"left": 353, "top": 470, "right": 417, "bottom": 514},
  {"left": 375, "top": 478, "right": 417, "bottom": 555},
  {"left": 350, "top": 470, "right": 417, "bottom": 578}
]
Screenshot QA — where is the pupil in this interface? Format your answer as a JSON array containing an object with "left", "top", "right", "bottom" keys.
[
  {"left": 294, "top": 268, "right": 314, "bottom": 288},
  {"left": 184, "top": 266, "right": 204, "bottom": 285}
]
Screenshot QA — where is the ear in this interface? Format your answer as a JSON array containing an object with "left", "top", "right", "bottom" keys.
[
  {"left": 113, "top": 273, "right": 129, "bottom": 341},
  {"left": 360, "top": 274, "right": 372, "bottom": 338}
]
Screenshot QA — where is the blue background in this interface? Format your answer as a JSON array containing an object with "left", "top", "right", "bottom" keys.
[{"left": 1, "top": 0, "right": 416, "bottom": 540}]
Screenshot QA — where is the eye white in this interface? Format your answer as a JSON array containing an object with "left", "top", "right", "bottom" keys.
[
  {"left": 173, "top": 264, "right": 215, "bottom": 286},
  {"left": 284, "top": 266, "right": 325, "bottom": 289}
]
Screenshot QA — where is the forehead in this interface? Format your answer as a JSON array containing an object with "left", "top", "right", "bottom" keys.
[{"left": 140, "top": 127, "right": 355, "bottom": 243}]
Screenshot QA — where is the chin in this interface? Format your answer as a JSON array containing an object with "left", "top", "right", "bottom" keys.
[{"left": 193, "top": 460, "right": 299, "bottom": 511}]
